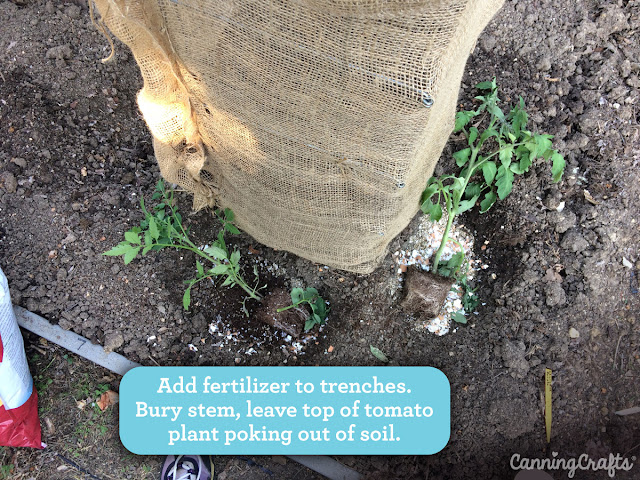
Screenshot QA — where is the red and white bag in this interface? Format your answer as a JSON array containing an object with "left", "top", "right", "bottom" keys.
[{"left": 0, "top": 266, "right": 42, "bottom": 449}]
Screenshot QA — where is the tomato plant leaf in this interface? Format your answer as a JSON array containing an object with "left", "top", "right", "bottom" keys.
[
  {"left": 303, "top": 287, "right": 319, "bottom": 301},
  {"left": 551, "top": 151, "right": 565, "bottom": 183},
  {"left": 480, "top": 190, "right": 497, "bottom": 213},
  {"left": 291, "top": 287, "right": 304, "bottom": 304},
  {"left": 226, "top": 224, "right": 241, "bottom": 235},
  {"left": 468, "top": 127, "right": 479, "bottom": 145},
  {"left": 123, "top": 246, "right": 140, "bottom": 265},
  {"left": 453, "top": 148, "right": 472, "bottom": 167},
  {"left": 487, "top": 103, "right": 505, "bottom": 122},
  {"left": 510, "top": 100, "right": 528, "bottom": 136},
  {"left": 211, "top": 264, "right": 229, "bottom": 275},
  {"left": 204, "top": 245, "right": 227, "bottom": 260},
  {"left": 183, "top": 286, "right": 191, "bottom": 311},
  {"left": 499, "top": 144, "right": 513, "bottom": 167},
  {"left": 124, "top": 231, "right": 141, "bottom": 245},
  {"left": 452, "top": 311, "right": 468, "bottom": 324},
  {"left": 510, "top": 151, "right": 532, "bottom": 174},
  {"left": 454, "top": 110, "right": 475, "bottom": 132},
  {"left": 148, "top": 217, "right": 159, "bottom": 241},
  {"left": 480, "top": 128, "right": 499, "bottom": 144},
  {"left": 370, "top": 345, "right": 389, "bottom": 363},
  {"left": 464, "top": 182, "right": 482, "bottom": 199},
  {"left": 458, "top": 194, "right": 479, "bottom": 214},
  {"left": 428, "top": 203, "right": 443, "bottom": 222},
  {"left": 102, "top": 242, "right": 131, "bottom": 256},
  {"left": 421, "top": 184, "right": 439, "bottom": 204},
  {"left": 483, "top": 161, "right": 497, "bottom": 185},
  {"left": 476, "top": 80, "right": 494, "bottom": 90},
  {"left": 533, "top": 134, "right": 553, "bottom": 158},
  {"left": 496, "top": 165, "right": 514, "bottom": 199}
]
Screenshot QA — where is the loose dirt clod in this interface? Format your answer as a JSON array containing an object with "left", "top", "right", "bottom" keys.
[
  {"left": 102, "top": 331, "right": 124, "bottom": 353},
  {"left": 401, "top": 267, "right": 454, "bottom": 319},
  {"left": 0, "top": 171, "right": 17, "bottom": 193}
]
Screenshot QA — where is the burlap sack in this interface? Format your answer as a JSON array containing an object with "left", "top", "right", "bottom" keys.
[{"left": 93, "top": 0, "right": 503, "bottom": 273}]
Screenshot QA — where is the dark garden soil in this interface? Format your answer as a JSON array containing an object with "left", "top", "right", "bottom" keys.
[{"left": 1, "top": 0, "right": 639, "bottom": 479}]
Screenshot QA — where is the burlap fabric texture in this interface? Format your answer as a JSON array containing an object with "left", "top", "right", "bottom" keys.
[{"left": 93, "top": 0, "right": 504, "bottom": 273}]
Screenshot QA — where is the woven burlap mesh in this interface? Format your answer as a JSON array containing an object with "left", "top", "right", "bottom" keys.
[{"left": 94, "top": 0, "right": 503, "bottom": 273}]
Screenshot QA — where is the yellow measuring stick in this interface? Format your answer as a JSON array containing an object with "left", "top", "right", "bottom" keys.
[{"left": 545, "top": 368, "right": 552, "bottom": 443}]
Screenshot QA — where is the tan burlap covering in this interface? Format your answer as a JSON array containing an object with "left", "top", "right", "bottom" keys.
[{"left": 93, "top": 0, "right": 504, "bottom": 273}]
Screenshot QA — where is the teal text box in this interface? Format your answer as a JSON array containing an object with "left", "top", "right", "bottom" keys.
[{"left": 120, "top": 367, "right": 450, "bottom": 455}]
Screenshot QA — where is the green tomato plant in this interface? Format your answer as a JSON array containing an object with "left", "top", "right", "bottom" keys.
[
  {"left": 421, "top": 78, "right": 565, "bottom": 277},
  {"left": 277, "top": 287, "right": 329, "bottom": 332},
  {"left": 103, "top": 179, "right": 262, "bottom": 311},
  {"left": 420, "top": 79, "right": 565, "bottom": 323}
]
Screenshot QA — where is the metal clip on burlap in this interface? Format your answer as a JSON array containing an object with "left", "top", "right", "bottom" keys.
[{"left": 92, "top": 0, "right": 504, "bottom": 273}]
